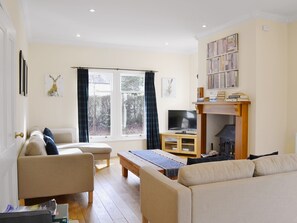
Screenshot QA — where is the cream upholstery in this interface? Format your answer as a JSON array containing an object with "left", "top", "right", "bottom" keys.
[
  {"left": 140, "top": 154, "right": 297, "bottom": 223},
  {"left": 17, "top": 128, "right": 95, "bottom": 203},
  {"left": 18, "top": 153, "right": 94, "bottom": 200},
  {"left": 254, "top": 153, "right": 297, "bottom": 176},
  {"left": 178, "top": 159, "right": 255, "bottom": 187},
  {"left": 140, "top": 167, "right": 191, "bottom": 223},
  {"left": 51, "top": 128, "right": 112, "bottom": 162},
  {"left": 25, "top": 135, "right": 47, "bottom": 156}
]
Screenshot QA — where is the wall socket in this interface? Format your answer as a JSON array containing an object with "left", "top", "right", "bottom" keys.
[{"left": 262, "top": 25, "right": 270, "bottom": 32}]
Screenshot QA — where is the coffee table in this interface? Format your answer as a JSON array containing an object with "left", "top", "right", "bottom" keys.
[{"left": 117, "top": 150, "right": 186, "bottom": 179}]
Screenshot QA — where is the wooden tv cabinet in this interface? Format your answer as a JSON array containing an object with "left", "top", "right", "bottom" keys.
[{"left": 161, "top": 132, "right": 199, "bottom": 157}]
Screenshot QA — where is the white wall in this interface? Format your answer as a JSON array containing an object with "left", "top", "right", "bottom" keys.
[
  {"left": 287, "top": 21, "right": 297, "bottom": 153},
  {"left": 28, "top": 43, "right": 195, "bottom": 156},
  {"left": 194, "top": 18, "right": 288, "bottom": 155},
  {"left": 254, "top": 19, "right": 288, "bottom": 154}
]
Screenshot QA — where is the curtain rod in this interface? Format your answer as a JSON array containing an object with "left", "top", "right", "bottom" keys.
[{"left": 71, "top": 66, "right": 158, "bottom": 73}]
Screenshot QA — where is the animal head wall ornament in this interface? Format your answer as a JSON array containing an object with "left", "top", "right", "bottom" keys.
[
  {"left": 166, "top": 78, "right": 174, "bottom": 95},
  {"left": 48, "top": 74, "right": 62, "bottom": 96}
]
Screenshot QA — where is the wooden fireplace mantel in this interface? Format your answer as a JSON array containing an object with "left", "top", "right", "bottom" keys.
[{"left": 194, "top": 101, "right": 251, "bottom": 159}]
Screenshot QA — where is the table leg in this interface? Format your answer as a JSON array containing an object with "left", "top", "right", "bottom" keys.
[{"left": 122, "top": 166, "right": 128, "bottom": 177}]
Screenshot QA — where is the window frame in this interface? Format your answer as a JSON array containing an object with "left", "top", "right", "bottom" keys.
[
  {"left": 89, "top": 69, "right": 146, "bottom": 142},
  {"left": 88, "top": 70, "right": 113, "bottom": 140},
  {"left": 120, "top": 72, "right": 145, "bottom": 137}
]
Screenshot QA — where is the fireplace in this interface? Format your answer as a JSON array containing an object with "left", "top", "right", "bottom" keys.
[{"left": 216, "top": 124, "right": 235, "bottom": 158}]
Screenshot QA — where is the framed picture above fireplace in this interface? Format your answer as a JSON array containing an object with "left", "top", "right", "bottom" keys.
[{"left": 207, "top": 33, "right": 239, "bottom": 89}]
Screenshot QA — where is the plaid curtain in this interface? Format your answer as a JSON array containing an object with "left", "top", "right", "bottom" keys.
[
  {"left": 77, "top": 68, "right": 89, "bottom": 142},
  {"left": 145, "top": 71, "right": 161, "bottom": 149}
]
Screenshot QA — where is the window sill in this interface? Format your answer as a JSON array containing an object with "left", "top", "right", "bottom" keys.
[{"left": 89, "top": 136, "right": 146, "bottom": 143}]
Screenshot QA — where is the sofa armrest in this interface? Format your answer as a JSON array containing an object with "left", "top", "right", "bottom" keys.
[
  {"left": 18, "top": 153, "right": 94, "bottom": 199},
  {"left": 51, "top": 128, "right": 77, "bottom": 143},
  {"left": 140, "top": 166, "right": 191, "bottom": 223}
]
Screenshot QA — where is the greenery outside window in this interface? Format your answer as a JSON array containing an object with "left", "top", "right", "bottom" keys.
[{"left": 88, "top": 70, "right": 145, "bottom": 141}]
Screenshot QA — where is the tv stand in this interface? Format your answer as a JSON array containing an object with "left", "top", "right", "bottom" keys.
[
  {"left": 175, "top": 131, "right": 187, "bottom": 134},
  {"left": 161, "top": 132, "right": 198, "bottom": 157}
]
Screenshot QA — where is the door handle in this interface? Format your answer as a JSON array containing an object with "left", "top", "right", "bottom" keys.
[{"left": 15, "top": 132, "right": 24, "bottom": 138}]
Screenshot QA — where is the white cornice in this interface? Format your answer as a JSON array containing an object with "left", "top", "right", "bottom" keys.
[
  {"left": 195, "top": 14, "right": 252, "bottom": 40},
  {"left": 196, "top": 11, "right": 290, "bottom": 40},
  {"left": 29, "top": 38, "right": 197, "bottom": 55},
  {"left": 252, "top": 11, "right": 289, "bottom": 23},
  {"left": 19, "top": 0, "right": 32, "bottom": 40},
  {"left": 288, "top": 15, "right": 297, "bottom": 23}
]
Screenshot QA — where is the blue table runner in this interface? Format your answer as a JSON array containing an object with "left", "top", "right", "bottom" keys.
[{"left": 130, "top": 150, "right": 185, "bottom": 178}]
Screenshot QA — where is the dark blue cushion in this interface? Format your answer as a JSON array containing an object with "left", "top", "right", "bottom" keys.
[
  {"left": 187, "top": 154, "right": 231, "bottom": 165},
  {"left": 247, "top": 151, "right": 278, "bottom": 160},
  {"left": 44, "top": 135, "right": 59, "bottom": 155},
  {"left": 43, "top": 127, "right": 55, "bottom": 142}
]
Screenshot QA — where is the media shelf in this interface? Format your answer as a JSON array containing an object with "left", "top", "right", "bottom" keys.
[{"left": 161, "top": 133, "right": 199, "bottom": 157}]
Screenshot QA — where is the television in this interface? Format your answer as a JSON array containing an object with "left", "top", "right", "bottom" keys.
[{"left": 168, "top": 110, "right": 197, "bottom": 133}]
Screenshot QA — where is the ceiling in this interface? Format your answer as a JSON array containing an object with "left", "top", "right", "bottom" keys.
[{"left": 20, "top": 0, "right": 297, "bottom": 53}]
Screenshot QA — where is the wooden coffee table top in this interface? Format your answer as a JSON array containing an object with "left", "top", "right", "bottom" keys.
[{"left": 117, "top": 150, "right": 186, "bottom": 179}]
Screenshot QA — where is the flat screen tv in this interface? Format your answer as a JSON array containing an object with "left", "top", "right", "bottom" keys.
[{"left": 168, "top": 110, "right": 197, "bottom": 132}]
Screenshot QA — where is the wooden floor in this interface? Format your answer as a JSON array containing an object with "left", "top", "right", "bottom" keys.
[{"left": 26, "top": 157, "right": 142, "bottom": 223}]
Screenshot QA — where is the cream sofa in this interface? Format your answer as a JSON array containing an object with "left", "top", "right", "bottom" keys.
[
  {"left": 50, "top": 128, "right": 112, "bottom": 166},
  {"left": 140, "top": 154, "right": 297, "bottom": 223},
  {"left": 18, "top": 128, "right": 98, "bottom": 204}
]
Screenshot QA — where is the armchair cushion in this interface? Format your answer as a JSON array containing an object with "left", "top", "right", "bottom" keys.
[
  {"left": 43, "top": 127, "right": 55, "bottom": 142},
  {"left": 44, "top": 135, "right": 59, "bottom": 155},
  {"left": 187, "top": 154, "right": 230, "bottom": 165},
  {"left": 25, "top": 135, "right": 47, "bottom": 156},
  {"left": 248, "top": 151, "right": 278, "bottom": 160}
]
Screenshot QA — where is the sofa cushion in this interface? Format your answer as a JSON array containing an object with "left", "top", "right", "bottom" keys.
[
  {"left": 187, "top": 155, "right": 231, "bottom": 165},
  {"left": 178, "top": 160, "right": 255, "bottom": 187},
  {"left": 57, "top": 143, "right": 112, "bottom": 154},
  {"left": 30, "top": 129, "right": 44, "bottom": 138},
  {"left": 25, "top": 135, "right": 47, "bottom": 156},
  {"left": 43, "top": 127, "right": 55, "bottom": 142},
  {"left": 248, "top": 151, "right": 278, "bottom": 160},
  {"left": 44, "top": 135, "right": 59, "bottom": 155},
  {"left": 58, "top": 148, "right": 83, "bottom": 155},
  {"left": 254, "top": 153, "right": 297, "bottom": 176}
]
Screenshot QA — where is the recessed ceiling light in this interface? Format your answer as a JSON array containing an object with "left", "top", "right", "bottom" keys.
[
  {"left": 76, "top": 34, "right": 81, "bottom": 38},
  {"left": 89, "top": 9, "right": 95, "bottom": 13},
  {"left": 165, "top": 42, "right": 169, "bottom": 46},
  {"left": 202, "top": 25, "right": 207, "bottom": 28}
]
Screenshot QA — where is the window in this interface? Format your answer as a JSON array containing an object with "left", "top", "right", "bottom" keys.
[
  {"left": 88, "top": 70, "right": 145, "bottom": 140},
  {"left": 88, "top": 72, "right": 112, "bottom": 137},
  {"left": 121, "top": 74, "right": 145, "bottom": 136}
]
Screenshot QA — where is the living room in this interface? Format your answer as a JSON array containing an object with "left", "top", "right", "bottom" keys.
[{"left": 1, "top": 0, "right": 297, "bottom": 222}]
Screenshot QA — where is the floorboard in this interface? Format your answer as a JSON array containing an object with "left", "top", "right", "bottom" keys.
[{"left": 25, "top": 157, "right": 141, "bottom": 223}]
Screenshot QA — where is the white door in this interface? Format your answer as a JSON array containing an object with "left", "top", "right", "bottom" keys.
[{"left": 0, "top": 4, "right": 17, "bottom": 210}]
